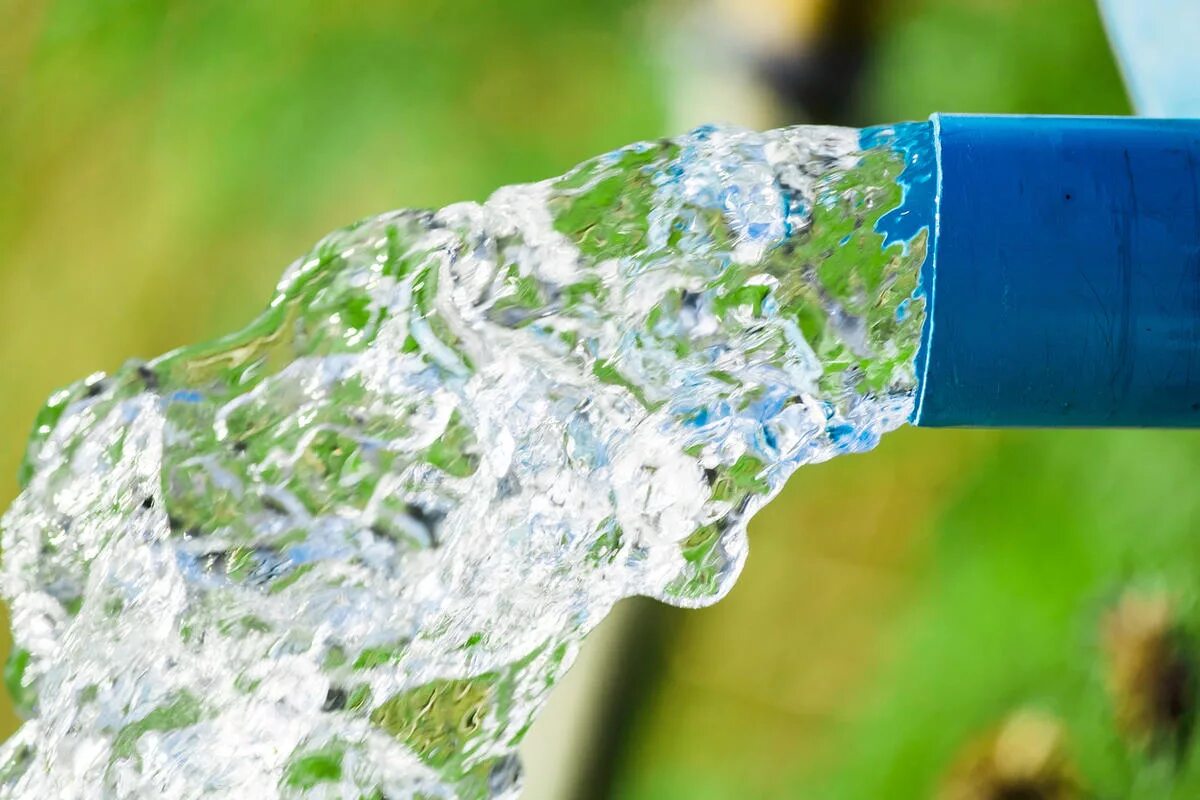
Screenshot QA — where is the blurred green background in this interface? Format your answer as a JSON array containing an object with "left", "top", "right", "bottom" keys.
[{"left": 4, "top": 0, "right": 1200, "bottom": 798}]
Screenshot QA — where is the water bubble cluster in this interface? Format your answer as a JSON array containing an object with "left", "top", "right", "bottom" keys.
[{"left": 0, "top": 122, "right": 932, "bottom": 798}]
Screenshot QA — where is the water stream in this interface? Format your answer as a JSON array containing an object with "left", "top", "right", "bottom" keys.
[{"left": 0, "top": 121, "right": 934, "bottom": 798}]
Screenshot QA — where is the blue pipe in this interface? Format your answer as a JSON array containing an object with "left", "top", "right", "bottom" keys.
[{"left": 912, "top": 114, "right": 1200, "bottom": 427}]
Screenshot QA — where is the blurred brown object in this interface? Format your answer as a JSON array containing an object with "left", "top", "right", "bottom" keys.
[
  {"left": 760, "top": 0, "right": 881, "bottom": 124},
  {"left": 1101, "top": 589, "right": 1197, "bottom": 758},
  {"left": 938, "top": 709, "right": 1081, "bottom": 800},
  {"left": 657, "top": 0, "right": 882, "bottom": 130}
]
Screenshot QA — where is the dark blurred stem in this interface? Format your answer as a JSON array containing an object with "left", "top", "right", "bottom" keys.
[
  {"left": 568, "top": 597, "right": 679, "bottom": 800},
  {"left": 760, "top": 0, "right": 884, "bottom": 126}
]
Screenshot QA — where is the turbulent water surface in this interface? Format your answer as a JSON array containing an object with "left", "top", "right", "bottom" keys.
[{"left": 0, "top": 122, "right": 933, "bottom": 798}]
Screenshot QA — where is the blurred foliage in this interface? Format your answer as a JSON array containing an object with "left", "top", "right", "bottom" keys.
[
  {"left": 866, "top": 0, "right": 1129, "bottom": 118},
  {"left": 0, "top": 0, "right": 664, "bottom": 740},
  {"left": 797, "top": 431, "right": 1200, "bottom": 799},
  {"left": 4, "top": 1, "right": 1197, "bottom": 799}
]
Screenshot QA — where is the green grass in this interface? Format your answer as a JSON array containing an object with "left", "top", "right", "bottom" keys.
[{"left": 795, "top": 431, "right": 1200, "bottom": 798}]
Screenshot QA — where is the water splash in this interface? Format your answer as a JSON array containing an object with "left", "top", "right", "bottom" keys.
[{"left": 0, "top": 122, "right": 934, "bottom": 798}]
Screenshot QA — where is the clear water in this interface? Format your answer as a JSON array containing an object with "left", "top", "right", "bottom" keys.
[{"left": 0, "top": 122, "right": 934, "bottom": 798}]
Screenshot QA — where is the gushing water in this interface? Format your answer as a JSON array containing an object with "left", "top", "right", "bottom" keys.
[{"left": 0, "top": 122, "right": 933, "bottom": 798}]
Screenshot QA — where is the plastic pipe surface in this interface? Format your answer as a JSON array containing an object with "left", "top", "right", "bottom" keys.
[{"left": 913, "top": 114, "right": 1200, "bottom": 427}]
